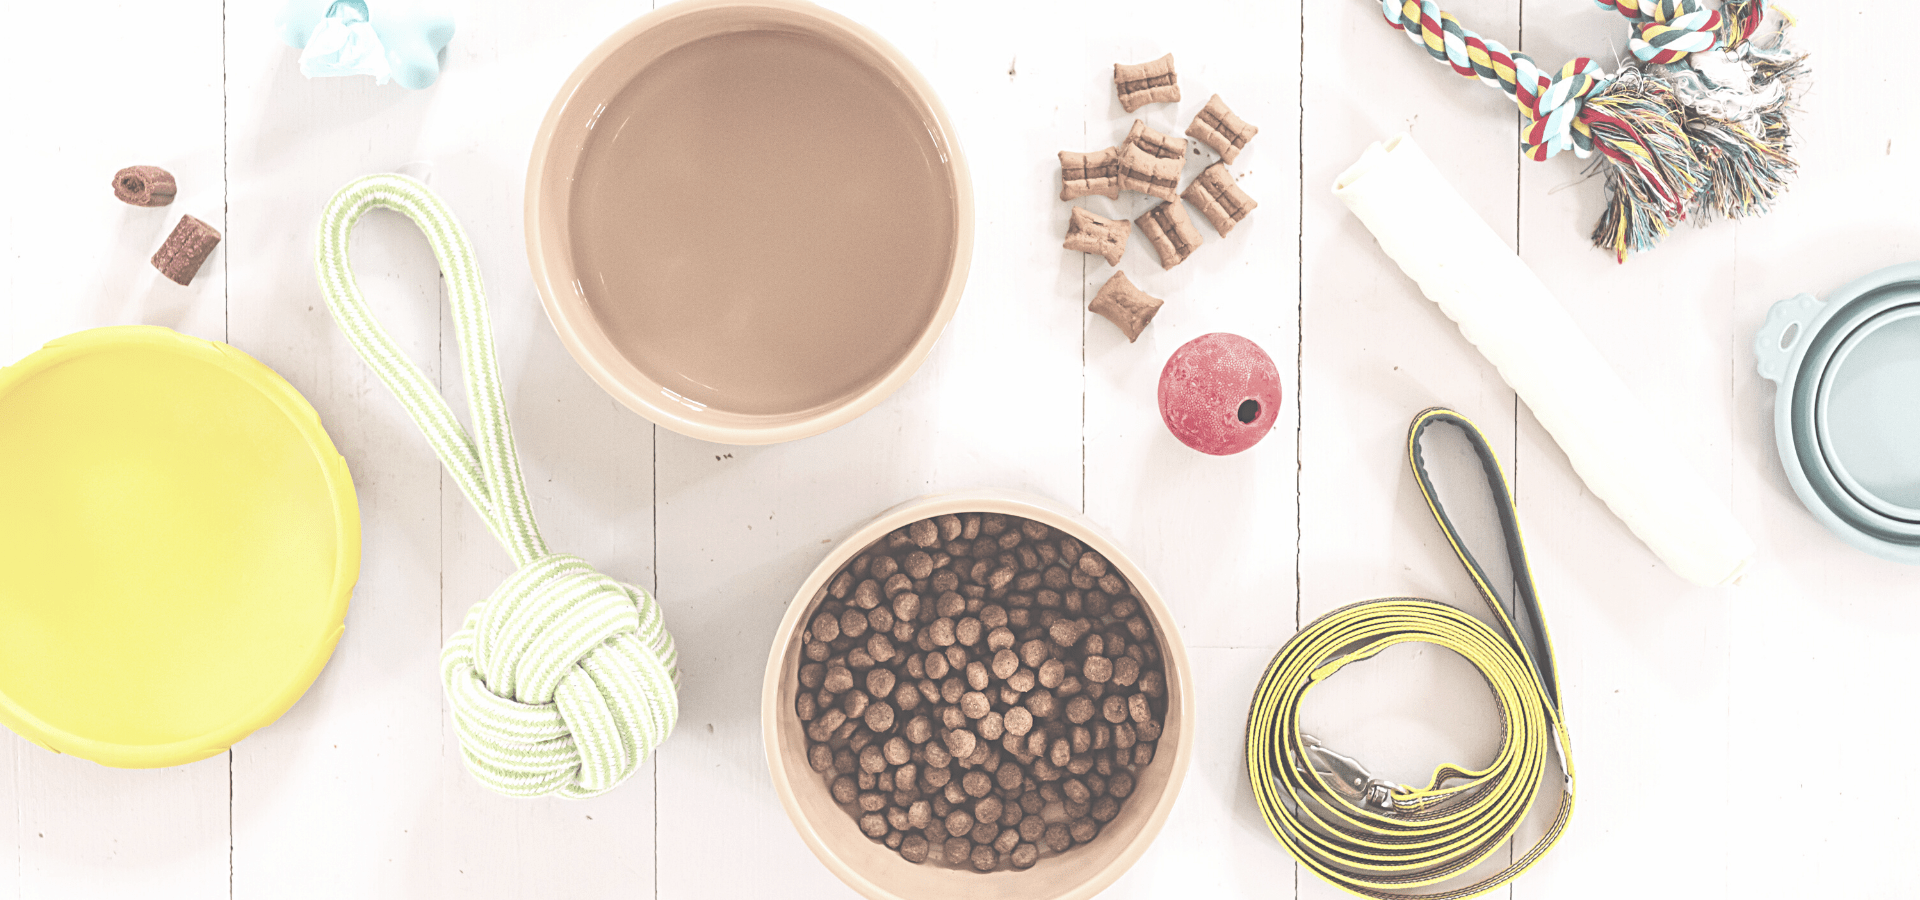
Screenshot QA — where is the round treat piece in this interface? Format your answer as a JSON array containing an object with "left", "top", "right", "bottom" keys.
[{"left": 1157, "top": 332, "right": 1282, "bottom": 455}]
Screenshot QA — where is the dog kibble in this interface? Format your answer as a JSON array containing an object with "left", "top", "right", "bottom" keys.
[{"left": 796, "top": 514, "right": 1168, "bottom": 873}]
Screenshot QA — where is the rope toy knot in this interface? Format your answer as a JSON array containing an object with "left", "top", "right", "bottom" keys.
[
  {"left": 1599, "top": 0, "right": 1725, "bottom": 63},
  {"left": 443, "top": 555, "right": 680, "bottom": 798},
  {"left": 317, "top": 173, "right": 683, "bottom": 798},
  {"left": 1520, "top": 58, "right": 1608, "bottom": 160}
]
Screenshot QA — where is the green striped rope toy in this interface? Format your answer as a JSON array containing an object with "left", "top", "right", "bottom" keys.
[{"left": 316, "top": 173, "right": 680, "bottom": 798}]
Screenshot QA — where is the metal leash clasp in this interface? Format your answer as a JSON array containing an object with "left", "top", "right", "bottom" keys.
[{"left": 1298, "top": 734, "right": 1402, "bottom": 810}]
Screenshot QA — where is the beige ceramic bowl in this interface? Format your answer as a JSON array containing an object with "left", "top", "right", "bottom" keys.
[
  {"left": 762, "top": 490, "right": 1194, "bottom": 900},
  {"left": 526, "top": 0, "right": 973, "bottom": 445}
]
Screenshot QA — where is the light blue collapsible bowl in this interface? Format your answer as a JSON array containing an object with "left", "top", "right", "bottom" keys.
[
  {"left": 1756, "top": 262, "right": 1920, "bottom": 563},
  {"left": 1815, "top": 306, "right": 1920, "bottom": 522}
]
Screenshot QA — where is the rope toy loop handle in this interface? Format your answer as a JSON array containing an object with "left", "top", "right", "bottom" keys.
[{"left": 316, "top": 173, "right": 680, "bottom": 799}]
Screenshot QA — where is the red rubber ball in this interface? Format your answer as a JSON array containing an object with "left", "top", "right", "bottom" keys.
[{"left": 1157, "top": 333, "right": 1281, "bottom": 455}]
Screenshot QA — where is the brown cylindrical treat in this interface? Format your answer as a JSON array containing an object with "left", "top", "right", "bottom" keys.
[
  {"left": 962, "top": 769, "right": 993, "bottom": 798},
  {"left": 1084, "top": 655, "right": 1114, "bottom": 683},
  {"left": 1116, "top": 143, "right": 1180, "bottom": 202},
  {"left": 1070, "top": 818, "right": 1099, "bottom": 843},
  {"left": 1114, "top": 53, "right": 1180, "bottom": 113},
  {"left": 1062, "top": 206, "right": 1130, "bottom": 267},
  {"left": 151, "top": 214, "right": 221, "bottom": 286},
  {"left": 1088, "top": 271, "right": 1165, "bottom": 344},
  {"left": 1136, "top": 201, "right": 1202, "bottom": 270},
  {"left": 944, "top": 838, "right": 973, "bottom": 866},
  {"left": 1123, "top": 118, "right": 1188, "bottom": 162},
  {"left": 1066, "top": 695, "right": 1095, "bottom": 725},
  {"left": 1003, "top": 706, "right": 1034, "bottom": 737},
  {"left": 1102, "top": 694, "right": 1128, "bottom": 724},
  {"left": 1059, "top": 147, "right": 1122, "bottom": 201},
  {"left": 1044, "top": 822, "right": 1073, "bottom": 852},
  {"left": 113, "top": 165, "right": 177, "bottom": 207},
  {"left": 974, "top": 796, "right": 1004, "bottom": 824},
  {"left": 1185, "top": 93, "right": 1260, "bottom": 164},
  {"left": 1181, "top": 162, "right": 1258, "bottom": 237}
]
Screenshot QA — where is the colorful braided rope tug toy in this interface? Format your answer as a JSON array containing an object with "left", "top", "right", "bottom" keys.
[{"left": 1385, "top": 0, "right": 1806, "bottom": 260}]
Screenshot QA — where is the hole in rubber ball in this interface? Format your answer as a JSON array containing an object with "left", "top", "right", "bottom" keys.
[{"left": 1237, "top": 399, "right": 1260, "bottom": 424}]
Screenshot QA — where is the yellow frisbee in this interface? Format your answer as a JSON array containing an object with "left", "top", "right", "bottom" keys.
[{"left": 0, "top": 326, "right": 359, "bottom": 768}]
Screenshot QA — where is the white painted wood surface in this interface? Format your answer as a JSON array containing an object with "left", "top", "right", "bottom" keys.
[{"left": 0, "top": 0, "right": 1913, "bottom": 896}]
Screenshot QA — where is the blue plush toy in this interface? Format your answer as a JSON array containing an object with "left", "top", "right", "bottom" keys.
[{"left": 278, "top": 0, "right": 454, "bottom": 90}]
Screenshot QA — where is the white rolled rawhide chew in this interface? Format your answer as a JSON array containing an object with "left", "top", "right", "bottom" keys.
[{"left": 1333, "top": 133, "right": 1755, "bottom": 587}]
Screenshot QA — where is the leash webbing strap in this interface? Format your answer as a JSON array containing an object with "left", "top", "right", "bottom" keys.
[
  {"left": 1247, "top": 408, "right": 1574, "bottom": 898},
  {"left": 316, "top": 173, "right": 679, "bottom": 798}
]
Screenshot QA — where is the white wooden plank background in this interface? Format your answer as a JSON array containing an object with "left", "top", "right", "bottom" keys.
[{"left": 1, "top": 0, "right": 1914, "bottom": 897}]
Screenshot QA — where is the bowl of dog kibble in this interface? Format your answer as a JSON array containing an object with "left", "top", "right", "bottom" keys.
[{"left": 762, "top": 491, "right": 1193, "bottom": 900}]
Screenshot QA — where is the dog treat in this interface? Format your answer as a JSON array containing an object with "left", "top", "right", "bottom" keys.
[
  {"left": 1117, "top": 144, "right": 1180, "bottom": 202},
  {"left": 1059, "top": 147, "right": 1121, "bottom": 201},
  {"left": 112, "top": 166, "right": 177, "bottom": 207},
  {"left": 151, "top": 214, "right": 221, "bottom": 286},
  {"left": 1089, "top": 271, "right": 1164, "bottom": 342},
  {"left": 1063, "top": 207, "right": 1130, "bottom": 267},
  {"left": 1122, "top": 119, "right": 1187, "bottom": 161},
  {"left": 1136, "top": 201, "right": 1202, "bottom": 269},
  {"left": 1185, "top": 94, "right": 1259, "bottom": 164},
  {"left": 1114, "top": 53, "right": 1180, "bottom": 113},
  {"left": 1181, "top": 163, "right": 1257, "bottom": 236},
  {"left": 794, "top": 514, "right": 1169, "bottom": 873}
]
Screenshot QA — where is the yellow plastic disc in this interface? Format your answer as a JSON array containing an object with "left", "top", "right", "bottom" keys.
[{"left": 0, "top": 326, "right": 359, "bottom": 768}]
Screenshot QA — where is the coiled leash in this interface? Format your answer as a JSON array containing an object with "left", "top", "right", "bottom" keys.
[
  {"left": 1246, "top": 409, "right": 1574, "bottom": 898},
  {"left": 316, "top": 174, "right": 680, "bottom": 798}
]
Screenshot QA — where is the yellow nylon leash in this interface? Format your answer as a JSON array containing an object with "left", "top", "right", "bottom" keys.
[{"left": 1247, "top": 409, "right": 1575, "bottom": 899}]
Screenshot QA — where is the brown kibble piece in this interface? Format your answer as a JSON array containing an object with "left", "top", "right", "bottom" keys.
[
  {"left": 1049, "top": 617, "right": 1091, "bottom": 648},
  {"left": 1044, "top": 822, "right": 1072, "bottom": 852},
  {"left": 1182, "top": 162, "right": 1258, "bottom": 237},
  {"left": 861, "top": 813, "right": 888, "bottom": 837},
  {"left": 1136, "top": 201, "right": 1201, "bottom": 270},
  {"left": 1122, "top": 118, "right": 1188, "bottom": 161},
  {"left": 113, "top": 165, "right": 176, "bottom": 207},
  {"left": 991, "top": 648, "right": 1020, "bottom": 680},
  {"left": 867, "top": 668, "right": 896, "bottom": 699},
  {"left": 823, "top": 666, "right": 854, "bottom": 694},
  {"left": 866, "top": 702, "right": 896, "bottom": 732},
  {"left": 1003, "top": 707, "right": 1033, "bottom": 736},
  {"left": 152, "top": 214, "right": 221, "bottom": 286},
  {"left": 1084, "top": 655, "right": 1113, "bottom": 683},
  {"left": 970, "top": 844, "right": 998, "bottom": 872},
  {"left": 1129, "top": 693, "right": 1153, "bottom": 725},
  {"left": 945, "top": 838, "right": 972, "bottom": 865},
  {"left": 1071, "top": 818, "right": 1098, "bottom": 843},
  {"left": 1103, "top": 694, "right": 1129, "bottom": 724},
  {"left": 947, "top": 809, "right": 975, "bottom": 838},
  {"left": 902, "top": 833, "right": 930, "bottom": 863},
  {"left": 1059, "top": 147, "right": 1121, "bottom": 201},
  {"left": 1114, "top": 53, "right": 1180, "bottom": 113},
  {"left": 1011, "top": 843, "right": 1039, "bottom": 868},
  {"left": 945, "top": 729, "right": 978, "bottom": 759},
  {"left": 1062, "top": 206, "right": 1130, "bottom": 267},
  {"left": 1112, "top": 656, "right": 1140, "bottom": 687},
  {"left": 1186, "top": 93, "right": 1260, "bottom": 164},
  {"left": 1087, "top": 271, "right": 1165, "bottom": 344},
  {"left": 910, "top": 518, "right": 940, "bottom": 548},
  {"left": 961, "top": 692, "right": 991, "bottom": 719},
  {"left": 1038, "top": 659, "right": 1066, "bottom": 689},
  {"left": 1066, "top": 695, "right": 1095, "bottom": 725},
  {"left": 1116, "top": 143, "right": 1180, "bottom": 202},
  {"left": 808, "top": 743, "right": 833, "bottom": 771}
]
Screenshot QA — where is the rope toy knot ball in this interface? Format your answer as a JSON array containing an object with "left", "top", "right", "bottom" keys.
[
  {"left": 443, "top": 554, "right": 679, "bottom": 797},
  {"left": 317, "top": 173, "right": 681, "bottom": 798}
]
